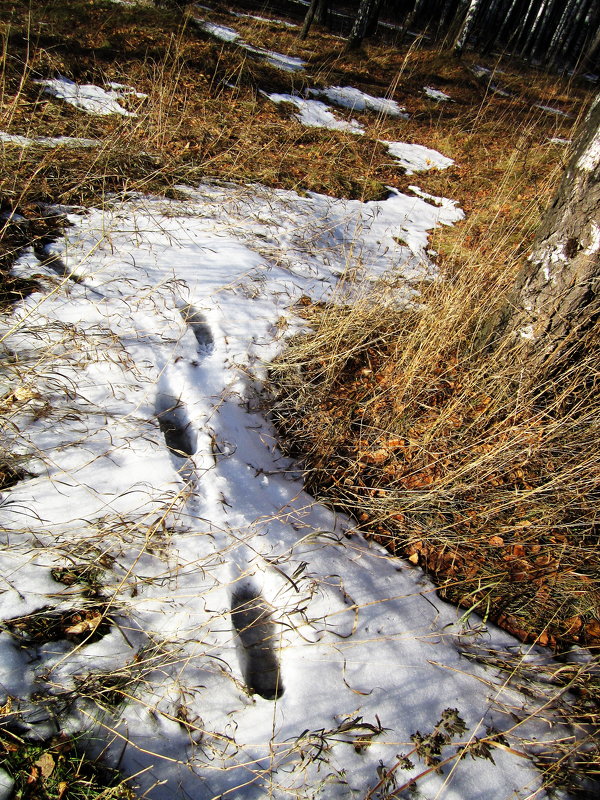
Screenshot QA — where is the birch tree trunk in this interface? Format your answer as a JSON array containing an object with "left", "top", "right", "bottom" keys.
[
  {"left": 452, "top": 0, "right": 482, "bottom": 55},
  {"left": 494, "top": 93, "right": 600, "bottom": 372},
  {"left": 346, "top": 0, "right": 381, "bottom": 50}
]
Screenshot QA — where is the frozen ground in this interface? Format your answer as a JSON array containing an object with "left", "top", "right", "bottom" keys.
[{"left": 0, "top": 176, "right": 578, "bottom": 800}]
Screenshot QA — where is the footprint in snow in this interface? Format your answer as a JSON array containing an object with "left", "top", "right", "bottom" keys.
[
  {"left": 155, "top": 393, "right": 197, "bottom": 458},
  {"left": 179, "top": 304, "right": 214, "bottom": 354},
  {"left": 231, "top": 583, "right": 284, "bottom": 700}
]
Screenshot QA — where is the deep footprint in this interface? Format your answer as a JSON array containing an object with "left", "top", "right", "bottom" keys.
[
  {"left": 155, "top": 393, "right": 197, "bottom": 458},
  {"left": 231, "top": 584, "right": 284, "bottom": 700},
  {"left": 179, "top": 304, "right": 214, "bottom": 352}
]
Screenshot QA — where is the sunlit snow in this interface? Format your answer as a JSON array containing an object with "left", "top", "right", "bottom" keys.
[
  {"left": 0, "top": 131, "right": 98, "bottom": 148},
  {"left": 265, "top": 93, "right": 365, "bottom": 133},
  {"left": 36, "top": 76, "right": 146, "bottom": 116},
  {"left": 309, "top": 86, "right": 408, "bottom": 117},
  {"left": 0, "top": 175, "right": 573, "bottom": 799},
  {"left": 383, "top": 140, "right": 455, "bottom": 174}
]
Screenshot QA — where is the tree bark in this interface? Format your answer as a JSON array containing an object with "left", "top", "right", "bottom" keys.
[
  {"left": 492, "top": 92, "right": 600, "bottom": 373},
  {"left": 452, "top": 0, "right": 482, "bottom": 55},
  {"left": 346, "top": 0, "right": 381, "bottom": 50},
  {"left": 299, "top": 0, "right": 320, "bottom": 40}
]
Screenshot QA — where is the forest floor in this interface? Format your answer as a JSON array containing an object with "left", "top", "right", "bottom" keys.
[{"left": 0, "top": 1, "right": 598, "bottom": 798}]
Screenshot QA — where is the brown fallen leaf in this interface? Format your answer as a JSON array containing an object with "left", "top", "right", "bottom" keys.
[
  {"left": 35, "top": 752, "right": 55, "bottom": 778},
  {"left": 64, "top": 611, "right": 102, "bottom": 636}
]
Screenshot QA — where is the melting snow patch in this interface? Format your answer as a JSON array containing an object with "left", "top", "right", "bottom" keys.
[
  {"left": 194, "top": 18, "right": 305, "bottom": 71},
  {"left": 36, "top": 76, "right": 145, "bottom": 116},
  {"left": 195, "top": 20, "right": 240, "bottom": 43},
  {"left": 1, "top": 131, "right": 98, "bottom": 148},
  {"left": 534, "top": 104, "right": 573, "bottom": 118},
  {"left": 243, "top": 44, "right": 305, "bottom": 71},
  {"left": 265, "top": 93, "right": 364, "bottom": 133},
  {"left": 0, "top": 180, "right": 572, "bottom": 800},
  {"left": 230, "top": 10, "right": 297, "bottom": 27},
  {"left": 549, "top": 137, "right": 571, "bottom": 145},
  {"left": 383, "top": 140, "right": 454, "bottom": 174},
  {"left": 424, "top": 86, "right": 451, "bottom": 101},
  {"left": 309, "top": 85, "right": 408, "bottom": 117}
]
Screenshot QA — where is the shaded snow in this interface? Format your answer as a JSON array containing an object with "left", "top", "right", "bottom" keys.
[
  {"left": 194, "top": 18, "right": 305, "bottom": 71},
  {"left": 424, "top": 86, "right": 451, "bottom": 101},
  {"left": 534, "top": 103, "right": 573, "bottom": 118},
  {"left": 196, "top": 20, "right": 240, "bottom": 43}
]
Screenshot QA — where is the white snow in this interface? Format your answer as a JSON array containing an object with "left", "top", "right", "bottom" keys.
[
  {"left": 424, "top": 86, "right": 451, "bottom": 101},
  {"left": 36, "top": 76, "right": 146, "bottom": 116},
  {"left": 194, "top": 18, "right": 305, "bottom": 71},
  {"left": 534, "top": 103, "right": 573, "bottom": 118},
  {"left": 0, "top": 131, "right": 98, "bottom": 148},
  {"left": 243, "top": 44, "right": 305, "bottom": 72},
  {"left": 265, "top": 93, "right": 364, "bottom": 133},
  {"left": 196, "top": 20, "right": 240, "bottom": 43},
  {"left": 382, "top": 140, "right": 455, "bottom": 174},
  {"left": 0, "top": 177, "right": 575, "bottom": 799},
  {"left": 549, "top": 137, "right": 571, "bottom": 145},
  {"left": 309, "top": 86, "right": 408, "bottom": 118},
  {"left": 230, "top": 11, "right": 297, "bottom": 27}
]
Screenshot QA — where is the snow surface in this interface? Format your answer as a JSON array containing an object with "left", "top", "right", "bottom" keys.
[
  {"left": 0, "top": 176, "right": 576, "bottom": 800},
  {"left": 196, "top": 20, "right": 240, "bottom": 43},
  {"left": 383, "top": 140, "right": 455, "bottom": 174},
  {"left": 242, "top": 43, "right": 306, "bottom": 72},
  {"left": 194, "top": 18, "right": 305, "bottom": 72},
  {"left": 424, "top": 86, "right": 451, "bottom": 102},
  {"left": 230, "top": 11, "right": 297, "bottom": 27},
  {"left": 0, "top": 131, "right": 98, "bottom": 148},
  {"left": 36, "top": 76, "right": 146, "bottom": 116},
  {"left": 534, "top": 104, "right": 573, "bottom": 118},
  {"left": 265, "top": 93, "right": 364, "bottom": 133},
  {"left": 309, "top": 86, "right": 408, "bottom": 118}
]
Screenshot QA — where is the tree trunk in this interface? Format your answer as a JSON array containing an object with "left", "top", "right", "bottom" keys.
[
  {"left": 315, "top": 0, "right": 329, "bottom": 26},
  {"left": 491, "top": 92, "right": 600, "bottom": 373},
  {"left": 452, "top": 0, "right": 482, "bottom": 55},
  {"left": 346, "top": 0, "right": 380, "bottom": 50},
  {"left": 299, "top": 0, "right": 320, "bottom": 40}
]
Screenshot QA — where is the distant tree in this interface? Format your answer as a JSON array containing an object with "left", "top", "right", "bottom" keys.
[
  {"left": 346, "top": 0, "right": 383, "bottom": 50},
  {"left": 452, "top": 0, "right": 483, "bottom": 55},
  {"left": 299, "top": 0, "right": 330, "bottom": 40}
]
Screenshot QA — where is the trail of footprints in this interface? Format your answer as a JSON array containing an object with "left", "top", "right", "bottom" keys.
[{"left": 155, "top": 303, "right": 284, "bottom": 699}]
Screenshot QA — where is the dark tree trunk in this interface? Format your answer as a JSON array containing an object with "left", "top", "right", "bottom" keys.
[
  {"left": 490, "top": 93, "right": 600, "bottom": 373},
  {"left": 299, "top": 0, "right": 320, "bottom": 40},
  {"left": 346, "top": 0, "right": 382, "bottom": 49},
  {"left": 316, "top": 0, "right": 329, "bottom": 25}
]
